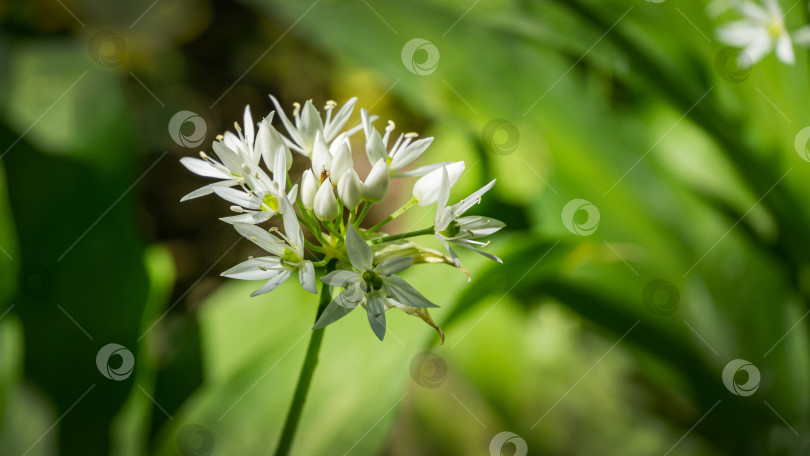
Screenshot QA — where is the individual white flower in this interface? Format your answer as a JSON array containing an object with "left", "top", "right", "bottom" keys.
[
  {"left": 310, "top": 132, "right": 353, "bottom": 186},
  {"left": 434, "top": 169, "right": 504, "bottom": 265},
  {"left": 301, "top": 170, "right": 319, "bottom": 210},
  {"left": 360, "top": 109, "right": 446, "bottom": 177},
  {"left": 361, "top": 158, "right": 389, "bottom": 203},
  {"left": 313, "top": 225, "right": 438, "bottom": 340},
  {"left": 337, "top": 169, "right": 362, "bottom": 210},
  {"left": 180, "top": 106, "right": 269, "bottom": 202},
  {"left": 222, "top": 194, "right": 316, "bottom": 295},
  {"left": 314, "top": 180, "right": 339, "bottom": 221},
  {"left": 412, "top": 161, "right": 465, "bottom": 206},
  {"left": 255, "top": 114, "right": 293, "bottom": 172},
  {"left": 214, "top": 145, "right": 296, "bottom": 224},
  {"left": 716, "top": 0, "right": 810, "bottom": 66},
  {"left": 269, "top": 96, "right": 365, "bottom": 156}
]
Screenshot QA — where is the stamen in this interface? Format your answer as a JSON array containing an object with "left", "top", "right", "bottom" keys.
[
  {"left": 216, "top": 134, "right": 224, "bottom": 141},
  {"left": 250, "top": 236, "right": 258, "bottom": 242},
  {"left": 248, "top": 256, "right": 254, "bottom": 260},
  {"left": 230, "top": 205, "right": 244, "bottom": 213},
  {"left": 325, "top": 100, "right": 337, "bottom": 110},
  {"left": 404, "top": 132, "right": 418, "bottom": 138},
  {"left": 258, "top": 266, "right": 267, "bottom": 271},
  {"left": 199, "top": 151, "right": 209, "bottom": 161},
  {"left": 292, "top": 102, "right": 301, "bottom": 117},
  {"left": 385, "top": 120, "right": 395, "bottom": 132},
  {"left": 234, "top": 122, "right": 242, "bottom": 132}
]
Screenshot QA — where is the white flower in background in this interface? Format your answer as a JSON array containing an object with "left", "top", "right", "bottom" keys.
[
  {"left": 412, "top": 161, "right": 465, "bottom": 206},
  {"left": 269, "top": 96, "right": 366, "bottom": 156},
  {"left": 222, "top": 195, "right": 316, "bottom": 295},
  {"left": 313, "top": 225, "right": 438, "bottom": 340},
  {"left": 360, "top": 109, "right": 446, "bottom": 177},
  {"left": 434, "top": 169, "right": 504, "bottom": 265},
  {"left": 716, "top": 0, "right": 810, "bottom": 66}
]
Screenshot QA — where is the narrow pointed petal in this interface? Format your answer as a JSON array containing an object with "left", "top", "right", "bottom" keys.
[
  {"left": 346, "top": 224, "right": 373, "bottom": 270},
  {"left": 299, "top": 261, "right": 317, "bottom": 293},
  {"left": 362, "top": 158, "right": 389, "bottom": 203},
  {"left": 212, "top": 187, "right": 261, "bottom": 210},
  {"left": 389, "top": 137, "right": 433, "bottom": 170},
  {"left": 269, "top": 95, "right": 303, "bottom": 146},
  {"left": 221, "top": 257, "right": 283, "bottom": 280},
  {"left": 324, "top": 97, "right": 357, "bottom": 141},
  {"left": 250, "top": 268, "right": 293, "bottom": 296},
  {"left": 451, "top": 179, "right": 497, "bottom": 217},
  {"left": 321, "top": 270, "right": 362, "bottom": 287},
  {"left": 413, "top": 161, "right": 465, "bottom": 206},
  {"left": 180, "top": 157, "right": 231, "bottom": 179},
  {"left": 313, "top": 291, "right": 361, "bottom": 329},
  {"left": 366, "top": 292, "right": 387, "bottom": 341},
  {"left": 375, "top": 257, "right": 414, "bottom": 275},
  {"left": 233, "top": 222, "right": 286, "bottom": 256}
]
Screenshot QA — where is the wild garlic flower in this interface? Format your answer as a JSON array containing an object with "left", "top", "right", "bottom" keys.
[
  {"left": 314, "top": 226, "right": 437, "bottom": 341},
  {"left": 715, "top": 0, "right": 810, "bottom": 66},
  {"left": 181, "top": 95, "right": 505, "bottom": 342},
  {"left": 434, "top": 169, "right": 505, "bottom": 265},
  {"left": 360, "top": 108, "right": 445, "bottom": 177}
]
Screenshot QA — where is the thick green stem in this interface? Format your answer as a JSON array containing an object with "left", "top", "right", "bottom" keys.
[
  {"left": 369, "top": 226, "right": 434, "bottom": 245},
  {"left": 354, "top": 202, "right": 373, "bottom": 226},
  {"left": 273, "top": 262, "right": 334, "bottom": 456}
]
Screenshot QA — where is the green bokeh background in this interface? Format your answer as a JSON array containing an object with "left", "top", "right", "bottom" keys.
[{"left": 2, "top": 0, "right": 810, "bottom": 455}]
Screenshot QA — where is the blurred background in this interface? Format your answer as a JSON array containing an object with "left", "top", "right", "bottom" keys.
[{"left": 2, "top": 0, "right": 810, "bottom": 454}]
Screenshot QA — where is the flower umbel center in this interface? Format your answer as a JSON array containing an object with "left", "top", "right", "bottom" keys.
[
  {"left": 261, "top": 193, "right": 279, "bottom": 212},
  {"left": 440, "top": 221, "right": 461, "bottom": 238},
  {"left": 768, "top": 20, "right": 785, "bottom": 38},
  {"left": 362, "top": 270, "right": 384, "bottom": 291},
  {"left": 282, "top": 248, "right": 300, "bottom": 266}
]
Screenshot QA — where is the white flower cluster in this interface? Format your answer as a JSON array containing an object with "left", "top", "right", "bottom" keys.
[
  {"left": 181, "top": 96, "right": 504, "bottom": 341},
  {"left": 713, "top": 0, "right": 810, "bottom": 67}
]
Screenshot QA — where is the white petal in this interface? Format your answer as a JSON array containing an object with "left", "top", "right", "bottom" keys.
[
  {"left": 366, "top": 292, "right": 387, "bottom": 341},
  {"left": 451, "top": 179, "right": 497, "bottom": 217},
  {"left": 361, "top": 158, "right": 389, "bottom": 203},
  {"left": 389, "top": 137, "right": 433, "bottom": 170},
  {"left": 301, "top": 170, "right": 319, "bottom": 210},
  {"left": 212, "top": 187, "right": 261, "bottom": 210},
  {"left": 412, "top": 161, "right": 465, "bottom": 206},
  {"left": 312, "top": 291, "right": 360, "bottom": 329},
  {"left": 383, "top": 275, "right": 439, "bottom": 308},
  {"left": 434, "top": 168, "right": 451, "bottom": 226},
  {"left": 365, "top": 128, "right": 388, "bottom": 165},
  {"left": 269, "top": 95, "right": 303, "bottom": 147},
  {"left": 346, "top": 224, "right": 373, "bottom": 270},
  {"left": 180, "top": 179, "right": 239, "bottom": 201},
  {"left": 299, "top": 261, "right": 317, "bottom": 294},
  {"left": 776, "top": 33, "right": 794, "bottom": 64},
  {"left": 180, "top": 157, "right": 231, "bottom": 179},
  {"left": 311, "top": 132, "right": 332, "bottom": 176},
  {"left": 375, "top": 257, "right": 414, "bottom": 275},
  {"left": 233, "top": 222, "right": 286, "bottom": 256},
  {"left": 717, "top": 21, "right": 762, "bottom": 47},
  {"left": 313, "top": 181, "right": 338, "bottom": 221},
  {"left": 221, "top": 257, "right": 283, "bottom": 280},
  {"left": 324, "top": 97, "right": 357, "bottom": 142},
  {"left": 219, "top": 211, "right": 273, "bottom": 225},
  {"left": 251, "top": 268, "right": 293, "bottom": 296}
]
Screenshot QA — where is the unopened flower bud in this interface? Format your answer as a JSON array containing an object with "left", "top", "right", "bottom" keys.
[
  {"left": 362, "top": 158, "right": 389, "bottom": 203},
  {"left": 301, "top": 169, "right": 318, "bottom": 210},
  {"left": 338, "top": 169, "right": 362, "bottom": 210},
  {"left": 314, "top": 181, "right": 339, "bottom": 221},
  {"left": 330, "top": 140, "right": 353, "bottom": 185}
]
